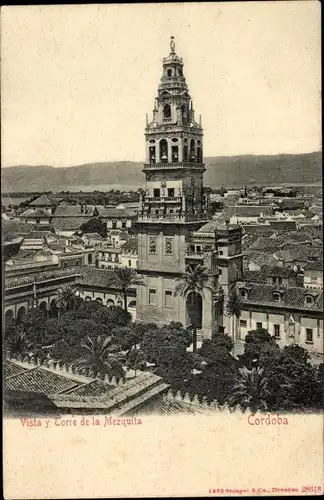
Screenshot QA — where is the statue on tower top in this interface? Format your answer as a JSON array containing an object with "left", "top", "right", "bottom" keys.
[{"left": 170, "top": 36, "right": 175, "bottom": 54}]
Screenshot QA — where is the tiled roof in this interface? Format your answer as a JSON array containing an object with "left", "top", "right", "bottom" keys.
[
  {"left": 118, "top": 231, "right": 131, "bottom": 240},
  {"left": 2, "top": 221, "right": 36, "bottom": 243},
  {"left": 47, "top": 242, "right": 67, "bottom": 251},
  {"left": 54, "top": 203, "right": 97, "bottom": 217},
  {"left": 121, "top": 237, "right": 138, "bottom": 253},
  {"left": 5, "top": 367, "right": 80, "bottom": 396},
  {"left": 299, "top": 226, "right": 323, "bottom": 239},
  {"left": 274, "top": 246, "right": 321, "bottom": 262},
  {"left": 11, "top": 249, "right": 39, "bottom": 260},
  {"left": 261, "top": 266, "right": 297, "bottom": 278},
  {"left": 241, "top": 225, "right": 276, "bottom": 235},
  {"left": 97, "top": 207, "right": 137, "bottom": 218},
  {"left": 304, "top": 258, "right": 323, "bottom": 272},
  {"left": 268, "top": 220, "right": 297, "bottom": 231},
  {"left": 4, "top": 361, "right": 29, "bottom": 379},
  {"left": 23, "top": 230, "right": 51, "bottom": 239},
  {"left": 197, "top": 220, "right": 224, "bottom": 233},
  {"left": 50, "top": 372, "right": 168, "bottom": 414},
  {"left": 226, "top": 205, "right": 274, "bottom": 217},
  {"left": 51, "top": 217, "right": 93, "bottom": 231},
  {"left": 242, "top": 270, "right": 267, "bottom": 283},
  {"left": 29, "top": 194, "right": 57, "bottom": 207},
  {"left": 64, "top": 380, "right": 114, "bottom": 397},
  {"left": 238, "top": 282, "right": 323, "bottom": 313},
  {"left": 100, "top": 247, "right": 121, "bottom": 254},
  {"left": 78, "top": 267, "right": 114, "bottom": 288},
  {"left": 20, "top": 208, "right": 51, "bottom": 218},
  {"left": 249, "top": 237, "right": 282, "bottom": 252}
]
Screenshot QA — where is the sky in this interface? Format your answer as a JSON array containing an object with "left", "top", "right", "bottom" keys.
[{"left": 1, "top": 2, "right": 321, "bottom": 167}]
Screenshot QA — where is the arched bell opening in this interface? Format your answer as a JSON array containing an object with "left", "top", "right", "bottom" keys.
[
  {"left": 189, "top": 139, "right": 196, "bottom": 162},
  {"left": 159, "top": 139, "right": 168, "bottom": 163},
  {"left": 163, "top": 104, "right": 171, "bottom": 119}
]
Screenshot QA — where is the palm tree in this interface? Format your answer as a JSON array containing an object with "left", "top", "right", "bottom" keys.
[
  {"left": 226, "top": 289, "right": 243, "bottom": 355},
  {"left": 174, "top": 264, "right": 214, "bottom": 353},
  {"left": 55, "top": 284, "right": 79, "bottom": 313},
  {"left": 75, "top": 335, "right": 125, "bottom": 381},
  {"left": 228, "top": 367, "right": 272, "bottom": 413},
  {"left": 108, "top": 268, "right": 143, "bottom": 313},
  {"left": 6, "top": 324, "right": 35, "bottom": 357}
]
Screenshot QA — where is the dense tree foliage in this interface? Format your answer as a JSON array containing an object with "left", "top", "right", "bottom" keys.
[
  {"left": 79, "top": 217, "right": 107, "bottom": 237},
  {"left": 4, "top": 301, "right": 323, "bottom": 412}
]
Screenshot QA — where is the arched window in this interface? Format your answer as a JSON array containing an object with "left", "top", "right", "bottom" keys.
[
  {"left": 160, "top": 139, "right": 168, "bottom": 163},
  {"left": 50, "top": 299, "right": 58, "bottom": 318},
  {"left": 106, "top": 299, "right": 114, "bottom": 307},
  {"left": 182, "top": 105, "right": 188, "bottom": 125},
  {"left": 183, "top": 139, "right": 188, "bottom": 162},
  {"left": 197, "top": 145, "right": 202, "bottom": 163},
  {"left": 84, "top": 296, "right": 92, "bottom": 301},
  {"left": 171, "top": 146, "right": 179, "bottom": 162},
  {"left": 149, "top": 146, "right": 156, "bottom": 163},
  {"left": 39, "top": 301, "right": 48, "bottom": 318},
  {"left": 16, "top": 306, "right": 27, "bottom": 325},
  {"left": 95, "top": 297, "right": 103, "bottom": 303},
  {"left": 128, "top": 300, "right": 136, "bottom": 308},
  {"left": 189, "top": 139, "right": 196, "bottom": 161},
  {"left": 167, "top": 69, "right": 172, "bottom": 77},
  {"left": 5, "top": 309, "right": 14, "bottom": 325},
  {"left": 163, "top": 104, "right": 171, "bottom": 119}
]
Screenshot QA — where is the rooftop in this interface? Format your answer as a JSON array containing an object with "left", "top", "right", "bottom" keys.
[
  {"left": 51, "top": 217, "right": 93, "bottom": 231},
  {"left": 4, "top": 359, "right": 168, "bottom": 415},
  {"left": 238, "top": 282, "right": 323, "bottom": 313},
  {"left": 53, "top": 203, "right": 97, "bottom": 217},
  {"left": 20, "top": 208, "right": 51, "bottom": 218},
  {"left": 304, "top": 258, "right": 323, "bottom": 272},
  {"left": 121, "top": 237, "right": 138, "bottom": 253},
  {"left": 29, "top": 194, "right": 60, "bottom": 207}
]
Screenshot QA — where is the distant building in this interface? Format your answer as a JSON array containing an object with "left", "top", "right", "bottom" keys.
[
  {"left": 77, "top": 268, "right": 137, "bottom": 319},
  {"left": 59, "top": 247, "right": 96, "bottom": 268},
  {"left": 97, "top": 247, "right": 121, "bottom": 270},
  {"left": 304, "top": 258, "right": 323, "bottom": 290},
  {"left": 20, "top": 208, "right": 52, "bottom": 226},
  {"left": 237, "top": 281, "right": 323, "bottom": 355},
  {"left": 120, "top": 237, "right": 138, "bottom": 269},
  {"left": 51, "top": 203, "right": 99, "bottom": 236},
  {"left": 108, "top": 230, "right": 131, "bottom": 248},
  {"left": 20, "top": 230, "right": 55, "bottom": 251},
  {"left": 28, "top": 194, "right": 62, "bottom": 215}
]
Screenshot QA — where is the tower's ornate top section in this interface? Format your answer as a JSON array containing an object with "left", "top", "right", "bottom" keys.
[
  {"left": 163, "top": 36, "right": 183, "bottom": 65},
  {"left": 146, "top": 37, "right": 202, "bottom": 133}
]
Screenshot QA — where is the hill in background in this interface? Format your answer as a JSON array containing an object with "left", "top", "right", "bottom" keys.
[{"left": 1, "top": 152, "right": 321, "bottom": 193}]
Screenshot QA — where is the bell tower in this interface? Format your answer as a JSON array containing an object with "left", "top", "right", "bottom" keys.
[{"left": 136, "top": 37, "right": 211, "bottom": 328}]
